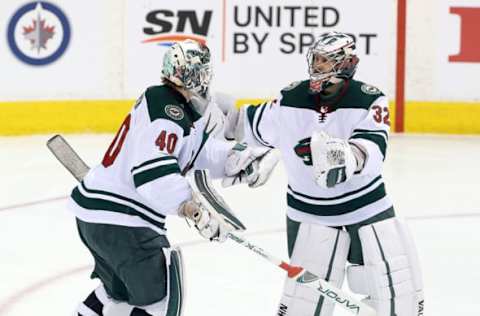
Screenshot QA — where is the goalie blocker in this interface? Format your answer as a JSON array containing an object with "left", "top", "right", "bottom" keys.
[
  {"left": 192, "top": 169, "right": 246, "bottom": 231},
  {"left": 179, "top": 170, "right": 246, "bottom": 242}
]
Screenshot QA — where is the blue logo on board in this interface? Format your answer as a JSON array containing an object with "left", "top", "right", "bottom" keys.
[{"left": 7, "top": 1, "right": 71, "bottom": 66}]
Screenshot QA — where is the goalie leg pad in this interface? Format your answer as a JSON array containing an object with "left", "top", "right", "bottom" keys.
[
  {"left": 142, "top": 247, "right": 185, "bottom": 316},
  {"left": 347, "top": 217, "right": 424, "bottom": 316},
  {"left": 278, "top": 221, "right": 350, "bottom": 316},
  {"left": 102, "top": 248, "right": 185, "bottom": 316}
]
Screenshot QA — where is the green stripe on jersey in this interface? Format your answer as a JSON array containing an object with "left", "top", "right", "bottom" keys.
[
  {"left": 133, "top": 163, "right": 181, "bottom": 188},
  {"left": 289, "top": 176, "right": 381, "bottom": 201},
  {"left": 246, "top": 103, "right": 258, "bottom": 128},
  {"left": 246, "top": 103, "right": 273, "bottom": 147},
  {"left": 72, "top": 183, "right": 166, "bottom": 230},
  {"left": 131, "top": 156, "right": 177, "bottom": 173},
  {"left": 350, "top": 133, "right": 387, "bottom": 158},
  {"left": 287, "top": 183, "right": 386, "bottom": 216},
  {"left": 352, "top": 129, "right": 389, "bottom": 140}
]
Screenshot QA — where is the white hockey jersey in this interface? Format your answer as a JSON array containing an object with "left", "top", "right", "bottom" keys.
[
  {"left": 242, "top": 79, "right": 393, "bottom": 226},
  {"left": 68, "top": 85, "right": 232, "bottom": 234}
]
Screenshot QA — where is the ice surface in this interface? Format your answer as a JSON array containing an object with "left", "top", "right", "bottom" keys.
[{"left": 0, "top": 134, "right": 479, "bottom": 315}]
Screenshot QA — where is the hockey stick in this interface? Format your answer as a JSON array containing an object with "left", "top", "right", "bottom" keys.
[
  {"left": 46, "top": 135, "right": 89, "bottom": 182},
  {"left": 46, "top": 134, "right": 375, "bottom": 316},
  {"left": 226, "top": 233, "right": 375, "bottom": 316},
  {"left": 191, "top": 171, "right": 376, "bottom": 316}
]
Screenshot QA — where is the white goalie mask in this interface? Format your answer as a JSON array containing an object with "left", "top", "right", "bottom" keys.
[
  {"left": 161, "top": 40, "right": 212, "bottom": 96},
  {"left": 307, "top": 32, "right": 359, "bottom": 93}
]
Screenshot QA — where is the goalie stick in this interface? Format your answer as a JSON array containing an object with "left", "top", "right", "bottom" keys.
[
  {"left": 191, "top": 171, "right": 375, "bottom": 316},
  {"left": 46, "top": 134, "right": 376, "bottom": 316},
  {"left": 46, "top": 135, "right": 89, "bottom": 182}
]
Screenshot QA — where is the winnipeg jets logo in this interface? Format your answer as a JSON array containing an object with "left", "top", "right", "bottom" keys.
[
  {"left": 318, "top": 105, "right": 330, "bottom": 123},
  {"left": 23, "top": 15, "right": 55, "bottom": 52},
  {"left": 7, "top": 1, "right": 71, "bottom": 66}
]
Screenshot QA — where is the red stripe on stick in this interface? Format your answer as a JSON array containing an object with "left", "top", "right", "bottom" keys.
[{"left": 279, "top": 262, "right": 304, "bottom": 278}]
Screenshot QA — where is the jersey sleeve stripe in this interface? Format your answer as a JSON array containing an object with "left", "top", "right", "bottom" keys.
[
  {"left": 350, "top": 133, "right": 387, "bottom": 158},
  {"left": 131, "top": 159, "right": 178, "bottom": 177},
  {"left": 254, "top": 103, "right": 274, "bottom": 147},
  {"left": 133, "top": 163, "right": 181, "bottom": 188},
  {"left": 246, "top": 103, "right": 274, "bottom": 148},
  {"left": 131, "top": 156, "right": 177, "bottom": 173},
  {"left": 352, "top": 129, "right": 389, "bottom": 140},
  {"left": 246, "top": 103, "right": 258, "bottom": 127}
]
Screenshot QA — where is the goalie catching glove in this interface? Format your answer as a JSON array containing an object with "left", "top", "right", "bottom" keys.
[
  {"left": 311, "top": 131, "right": 366, "bottom": 188},
  {"left": 179, "top": 192, "right": 233, "bottom": 242},
  {"left": 222, "top": 143, "right": 280, "bottom": 188}
]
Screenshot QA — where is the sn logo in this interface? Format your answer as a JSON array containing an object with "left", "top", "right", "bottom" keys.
[{"left": 143, "top": 10, "right": 213, "bottom": 36}]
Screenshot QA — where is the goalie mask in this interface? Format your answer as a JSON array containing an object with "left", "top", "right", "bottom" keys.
[
  {"left": 162, "top": 40, "right": 212, "bottom": 96},
  {"left": 307, "top": 32, "right": 359, "bottom": 93}
]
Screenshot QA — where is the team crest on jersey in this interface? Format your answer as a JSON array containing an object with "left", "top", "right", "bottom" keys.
[
  {"left": 282, "top": 81, "right": 302, "bottom": 92},
  {"left": 361, "top": 84, "right": 381, "bottom": 95},
  {"left": 165, "top": 104, "right": 184, "bottom": 120},
  {"left": 294, "top": 137, "right": 312, "bottom": 165}
]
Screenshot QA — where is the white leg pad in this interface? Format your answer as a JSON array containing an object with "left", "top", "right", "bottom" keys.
[
  {"left": 346, "top": 217, "right": 424, "bottom": 316},
  {"left": 278, "top": 223, "right": 350, "bottom": 316}
]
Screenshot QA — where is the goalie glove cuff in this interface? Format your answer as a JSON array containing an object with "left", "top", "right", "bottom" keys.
[
  {"left": 178, "top": 196, "right": 231, "bottom": 242},
  {"left": 223, "top": 145, "right": 279, "bottom": 188},
  {"left": 349, "top": 141, "right": 367, "bottom": 173}
]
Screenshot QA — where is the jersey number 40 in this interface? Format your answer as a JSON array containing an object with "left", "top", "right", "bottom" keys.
[
  {"left": 102, "top": 114, "right": 179, "bottom": 168},
  {"left": 102, "top": 114, "right": 131, "bottom": 167}
]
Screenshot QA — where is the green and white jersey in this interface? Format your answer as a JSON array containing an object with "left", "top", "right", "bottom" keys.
[
  {"left": 68, "top": 85, "right": 232, "bottom": 234},
  {"left": 243, "top": 79, "right": 392, "bottom": 226}
]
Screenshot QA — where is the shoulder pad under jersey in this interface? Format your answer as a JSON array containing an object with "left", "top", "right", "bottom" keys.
[
  {"left": 144, "top": 85, "right": 201, "bottom": 136},
  {"left": 279, "top": 80, "right": 315, "bottom": 109},
  {"left": 336, "top": 80, "right": 386, "bottom": 110}
]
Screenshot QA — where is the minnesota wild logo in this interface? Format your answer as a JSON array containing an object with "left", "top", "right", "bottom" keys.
[
  {"left": 165, "top": 104, "right": 184, "bottom": 120},
  {"left": 361, "top": 83, "right": 381, "bottom": 95},
  {"left": 294, "top": 137, "right": 312, "bottom": 165}
]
